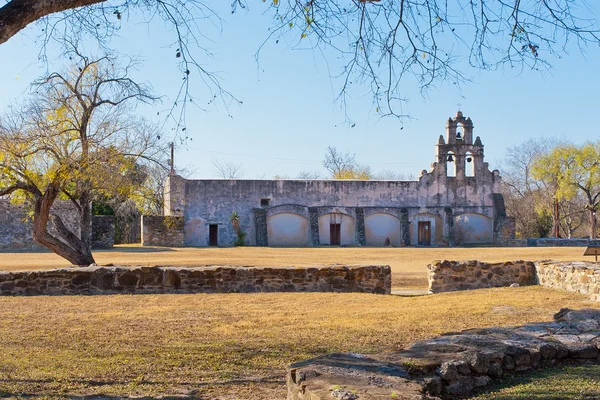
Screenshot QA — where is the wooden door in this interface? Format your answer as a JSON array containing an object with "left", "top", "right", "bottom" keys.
[
  {"left": 330, "top": 223, "right": 341, "bottom": 246},
  {"left": 209, "top": 224, "right": 218, "bottom": 246},
  {"left": 418, "top": 221, "right": 431, "bottom": 246}
]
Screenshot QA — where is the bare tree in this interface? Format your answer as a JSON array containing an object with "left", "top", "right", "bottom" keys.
[
  {"left": 212, "top": 159, "right": 243, "bottom": 179},
  {"left": 375, "top": 170, "right": 414, "bottom": 180},
  {"left": 0, "top": 49, "right": 163, "bottom": 265},
  {"left": 323, "top": 146, "right": 356, "bottom": 177},
  {"left": 297, "top": 170, "right": 322, "bottom": 179},
  {"left": 1, "top": 1, "right": 599, "bottom": 122}
]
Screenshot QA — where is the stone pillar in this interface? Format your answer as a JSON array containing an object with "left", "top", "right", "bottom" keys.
[
  {"left": 400, "top": 208, "right": 410, "bottom": 245},
  {"left": 444, "top": 207, "right": 454, "bottom": 245},
  {"left": 355, "top": 208, "right": 366, "bottom": 246},
  {"left": 308, "top": 207, "right": 320, "bottom": 246},
  {"left": 253, "top": 209, "right": 268, "bottom": 246}
]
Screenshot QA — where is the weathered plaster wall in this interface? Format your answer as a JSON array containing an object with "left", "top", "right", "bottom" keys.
[
  {"left": 141, "top": 216, "right": 184, "bottom": 247},
  {"left": 365, "top": 213, "right": 401, "bottom": 246},
  {"left": 0, "top": 265, "right": 391, "bottom": 295},
  {"left": 427, "top": 260, "right": 536, "bottom": 293},
  {"left": 455, "top": 212, "right": 493, "bottom": 243},
  {"left": 267, "top": 213, "right": 309, "bottom": 246}
]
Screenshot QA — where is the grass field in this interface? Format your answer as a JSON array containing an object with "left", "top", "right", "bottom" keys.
[
  {"left": 0, "top": 245, "right": 593, "bottom": 290},
  {"left": 0, "top": 246, "right": 598, "bottom": 399}
]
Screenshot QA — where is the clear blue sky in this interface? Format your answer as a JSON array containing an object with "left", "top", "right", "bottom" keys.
[{"left": 1, "top": 2, "right": 599, "bottom": 179}]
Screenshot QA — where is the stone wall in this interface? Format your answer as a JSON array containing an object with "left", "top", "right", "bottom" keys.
[
  {"left": 0, "top": 265, "right": 391, "bottom": 295},
  {"left": 427, "top": 260, "right": 536, "bottom": 293},
  {"left": 536, "top": 261, "right": 600, "bottom": 302},
  {"left": 91, "top": 216, "right": 115, "bottom": 249},
  {"left": 287, "top": 308, "right": 600, "bottom": 399},
  {"left": 427, "top": 260, "right": 600, "bottom": 303},
  {"left": 141, "top": 216, "right": 184, "bottom": 247},
  {"left": 527, "top": 238, "right": 600, "bottom": 247},
  {"left": 0, "top": 199, "right": 80, "bottom": 250}
]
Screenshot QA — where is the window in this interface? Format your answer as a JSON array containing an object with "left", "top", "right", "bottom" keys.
[
  {"left": 465, "top": 152, "right": 475, "bottom": 177},
  {"left": 260, "top": 198, "right": 270, "bottom": 207},
  {"left": 447, "top": 151, "right": 456, "bottom": 177}
]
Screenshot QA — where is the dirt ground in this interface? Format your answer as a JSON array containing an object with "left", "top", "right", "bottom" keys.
[{"left": 0, "top": 245, "right": 591, "bottom": 289}]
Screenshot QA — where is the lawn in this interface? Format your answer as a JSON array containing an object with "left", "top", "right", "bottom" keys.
[
  {"left": 0, "top": 246, "right": 598, "bottom": 399},
  {"left": 0, "top": 245, "right": 592, "bottom": 290}
]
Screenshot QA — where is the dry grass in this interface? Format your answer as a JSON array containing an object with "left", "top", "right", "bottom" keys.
[
  {"left": 0, "top": 246, "right": 597, "bottom": 398},
  {"left": 0, "top": 287, "right": 598, "bottom": 398},
  {"left": 0, "top": 245, "right": 591, "bottom": 290}
]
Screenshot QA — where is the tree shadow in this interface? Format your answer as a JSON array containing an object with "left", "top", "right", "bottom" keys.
[{"left": 0, "top": 375, "right": 285, "bottom": 399}]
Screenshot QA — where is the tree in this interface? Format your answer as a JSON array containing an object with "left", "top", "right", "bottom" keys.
[
  {"left": 533, "top": 142, "right": 600, "bottom": 239},
  {"left": 296, "top": 170, "right": 322, "bottom": 179},
  {"left": 322, "top": 146, "right": 373, "bottom": 180},
  {"left": 0, "top": 50, "right": 164, "bottom": 265},
  {"left": 212, "top": 159, "right": 243, "bottom": 179},
  {"left": 2, "top": 1, "right": 599, "bottom": 120}
]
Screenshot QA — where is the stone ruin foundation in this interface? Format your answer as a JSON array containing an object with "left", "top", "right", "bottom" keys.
[{"left": 287, "top": 308, "right": 600, "bottom": 399}]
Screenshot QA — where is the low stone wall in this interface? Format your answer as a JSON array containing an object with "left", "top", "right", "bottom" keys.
[
  {"left": 527, "top": 238, "right": 600, "bottom": 247},
  {"left": 427, "top": 260, "right": 536, "bottom": 293},
  {"left": 427, "top": 260, "right": 600, "bottom": 302},
  {"left": 0, "top": 265, "right": 391, "bottom": 295},
  {"left": 141, "top": 216, "right": 184, "bottom": 247},
  {"left": 536, "top": 261, "right": 600, "bottom": 302},
  {"left": 287, "top": 308, "right": 600, "bottom": 399}
]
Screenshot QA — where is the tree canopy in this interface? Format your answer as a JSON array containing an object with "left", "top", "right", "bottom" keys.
[
  {"left": 0, "top": 50, "right": 166, "bottom": 264},
  {"left": 1, "top": 1, "right": 599, "bottom": 121}
]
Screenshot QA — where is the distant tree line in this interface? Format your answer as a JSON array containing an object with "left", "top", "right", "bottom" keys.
[{"left": 501, "top": 138, "right": 600, "bottom": 239}]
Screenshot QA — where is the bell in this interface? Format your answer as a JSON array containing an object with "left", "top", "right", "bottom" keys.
[
  {"left": 456, "top": 131, "right": 462, "bottom": 139},
  {"left": 447, "top": 154, "right": 454, "bottom": 162},
  {"left": 466, "top": 157, "right": 472, "bottom": 163}
]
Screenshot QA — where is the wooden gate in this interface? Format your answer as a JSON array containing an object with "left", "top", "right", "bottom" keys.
[
  {"left": 330, "top": 223, "right": 341, "bottom": 245},
  {"left": 209, "top": 224, "right": 218, "bottom": 246},
  {"left": 418, "top": 221, "right": 431, "bottom": 246}
]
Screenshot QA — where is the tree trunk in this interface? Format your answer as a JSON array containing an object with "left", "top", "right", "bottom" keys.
[
  {"left": 0, "top": 0, "right": 105, "bottom": 44},
  {"left": 32, "top": 183, "right": 96, "bottom": 266},
  {"left": 591, "top": 208, "right": 597, "bottom": 239}
]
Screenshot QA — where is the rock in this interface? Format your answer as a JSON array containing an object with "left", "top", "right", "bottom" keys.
[
  {"left": 331, "top": 388, "right": 359, "bottom": 399},
  {"left": 473, "top": 375, "right": 491, "bottom": 388},
  {"left": 437, "top": 362, "right": 459, "bottom": 382},
  {"left": 464, "top": 352, "right": 489, "bottom": 374},
  {"left": 509, "top": 283, "right": 520, "bottom": 288},
  {"left": 568, "top": 344, "right": 599, "bottom": 359},
  {"left": 421, "top": 376, "right": 443, "bottom": 396},
  {"left": 501, "top": 355, "right": 515, "bottom": 371},
  {"left": 487, "top": 362, "right": 503, "bottom": 378},
  {"left": 445, "top": 376, "right": 475, "bottom": 396}
]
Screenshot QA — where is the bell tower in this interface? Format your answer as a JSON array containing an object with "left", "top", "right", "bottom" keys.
[{"left": 435, "top": 110, "right": 484, "bottom": 178}]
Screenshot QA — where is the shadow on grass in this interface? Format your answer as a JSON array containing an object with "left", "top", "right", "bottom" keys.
[
  {"left": 470, "top": 362, "right": 600, "bottom": 400},
  {"left": 93, "top": 246, "right": 175, "bottom": 253},
  {"left": 0, "top": 375, "right": 285, "bottom": 399}
]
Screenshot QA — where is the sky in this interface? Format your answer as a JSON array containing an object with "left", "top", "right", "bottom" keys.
[{"left": 1, "top": 2, "right": 600, "bottom": 180}]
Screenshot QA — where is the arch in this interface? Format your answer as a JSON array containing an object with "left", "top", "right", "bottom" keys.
[
  {"left": 453, "top": 213, "right": 493, "bottom": 244},
  {"left": 267, "top": 204, "right": 308, "bottom": 218},
  {"left": 465, "top": 151, "right": 475, "bottom": 177},
  {"left": 267, "top": 213, "right": 309, "bottom": 246},
  {"left": 365, "top": 213, "right": 401, "bottom": 246},
  {"left": 447, "top": 151, "right": 456, "bottom": 177},
  {"left": 318, "top": 213, "right": 355, "bottom": 245}
]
